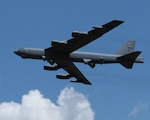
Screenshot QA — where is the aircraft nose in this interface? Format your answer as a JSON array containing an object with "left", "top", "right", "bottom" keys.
[{"left": 14, "top": 50, "right": 20, "bottom": 55}]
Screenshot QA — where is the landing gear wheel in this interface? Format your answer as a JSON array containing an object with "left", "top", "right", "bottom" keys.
[
  {"left": 88, "top": 62, "right": 95, "bottom": 68},
  {"left": 49, "top": 59, "right": 54, "bottom": 65}
]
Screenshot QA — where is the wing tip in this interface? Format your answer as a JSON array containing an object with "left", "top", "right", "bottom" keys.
[
  {"left": 114, "top": 19, "right": 124, "bottom": 23},
  {"left": 70, "top": 80, "right": 92, "bottom": 85}
]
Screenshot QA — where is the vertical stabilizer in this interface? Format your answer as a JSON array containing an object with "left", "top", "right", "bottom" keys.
[{"left": 115, "top": 40, "right": 136, "bottom": 55}]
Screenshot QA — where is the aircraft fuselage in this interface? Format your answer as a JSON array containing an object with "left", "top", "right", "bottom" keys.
[{"left": 14, "top": 48, "right": 143, "bottom": 65}]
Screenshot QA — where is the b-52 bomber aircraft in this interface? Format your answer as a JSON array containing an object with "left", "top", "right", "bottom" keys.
[{"left": 14, "top": 20, "right": 144, "bottom": 85}]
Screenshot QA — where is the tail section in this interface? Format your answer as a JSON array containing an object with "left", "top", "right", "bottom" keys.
[
  {"left": 115, "top": 40, "right": 136, "bottom": 55},
  {"left": 117, "top": 51, "right": 141, "bottom": 69}
]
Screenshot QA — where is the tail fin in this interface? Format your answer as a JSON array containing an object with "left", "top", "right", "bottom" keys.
[
  {"left": 117, "top": 51, "right": 141, "bottom": 69},
  {"left": 115, "top": 40, "right": 136, "bottom": 55}
]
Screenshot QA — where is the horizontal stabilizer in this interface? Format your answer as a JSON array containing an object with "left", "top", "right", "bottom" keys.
[{"left": 117, "top": 51, "right": 141, "bottom": 69}]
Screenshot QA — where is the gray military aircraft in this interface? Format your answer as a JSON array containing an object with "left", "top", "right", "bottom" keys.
[{"left": 14, "top": 20, "right": 144, "bottom": 85}]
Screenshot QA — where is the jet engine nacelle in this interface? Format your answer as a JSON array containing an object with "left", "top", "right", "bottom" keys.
[
  {"left": 51, "top": 40, "right": 67, "bottom": 47},
  {"left": 56, "top": 74, "right": 72, "bottom": 79},
  {"left": 72, "top": 31, "right": 88, "bottom": 37},
  {"left": 93, "top": 26, "right": 103, "bottom": 29},
  {"left": 44, "top": 65, "right": 60, "bottom": 71}
]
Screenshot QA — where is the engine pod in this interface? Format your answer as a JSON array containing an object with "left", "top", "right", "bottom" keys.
[{"left": 72, "top": 31, "right": 88, "bottom": 37}]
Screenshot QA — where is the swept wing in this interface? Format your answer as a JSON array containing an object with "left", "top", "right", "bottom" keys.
[
  {"left": 47, "top": 20, "right": 124, "bottom": 54},
  {"left": 56, "top": 59, "right": 92, "bottom": 85}
]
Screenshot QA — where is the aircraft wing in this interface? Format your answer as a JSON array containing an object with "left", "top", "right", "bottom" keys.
[
  {"left": 56, "top": 59, "right": 92, "bottom": 85},
  {"left": 50, "top": 20, "right": 124, "bottom": 53},
  {"left": 45, "top": 20, "right": 123, "bottom": 85}
]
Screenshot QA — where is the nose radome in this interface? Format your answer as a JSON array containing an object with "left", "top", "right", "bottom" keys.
[{"left": 14, "top": 50, "right": 20, "bottom": 55}]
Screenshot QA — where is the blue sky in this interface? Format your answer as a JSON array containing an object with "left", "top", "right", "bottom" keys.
[{"left": 0, "top": 0, "right": 150, "bottom": 120}]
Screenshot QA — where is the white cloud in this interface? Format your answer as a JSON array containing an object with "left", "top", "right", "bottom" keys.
[
  {"left": 128, "top": 101, "right": 149, "bottom": 118},
  {"left": 0, "top": 87, "right": 95, "bottom": 120}
]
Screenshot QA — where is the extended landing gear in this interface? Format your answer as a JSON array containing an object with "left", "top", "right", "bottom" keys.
[
  {"left": 83, "top": 59, "right": 96, "bottom": 68},
  {"left": 88, "top": 62, "right": 95, "bottom": 68},
  {"left": 49, "top": 59, "right": 54, "bottom": 65}
]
